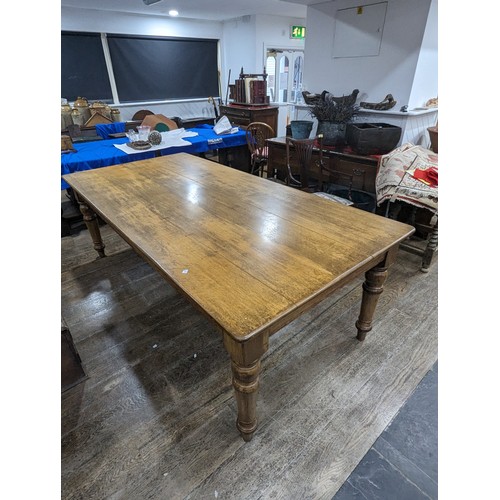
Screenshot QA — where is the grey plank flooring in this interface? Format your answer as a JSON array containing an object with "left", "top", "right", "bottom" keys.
[
  {"left": 333, "top": 362, "right": 438, "bottom": 500},
  {"left": 61, "top": 221, "right": 438, "bottom": 500}
]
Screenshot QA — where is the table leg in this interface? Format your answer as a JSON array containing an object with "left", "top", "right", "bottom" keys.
[
  {"left": 355, "top": 257, "right": 390, "bottom": 341},
  {"left": 224, "top": 334, "right": 268, "bottom": 442},
  {"left": 76, "top": 196, "right": 106, "bottom": 258},
  {"left": 231, "top": 359, "right": 261, "bottom": 441},
  {"left": 421, "top": 220, "right": 438, "bottom": 273}
]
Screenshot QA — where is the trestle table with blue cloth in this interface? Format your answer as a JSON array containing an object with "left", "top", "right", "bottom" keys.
[{"left": 61, "top": 125, "right": 247, "bottom": 190}]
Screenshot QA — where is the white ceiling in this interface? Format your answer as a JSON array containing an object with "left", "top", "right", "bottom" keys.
[{"left": 60, "top": 0, "right": 327, "bottom": 22}]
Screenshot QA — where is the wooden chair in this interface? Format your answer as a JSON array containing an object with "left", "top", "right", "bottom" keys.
[
  {"left": 245, "top": 122, "right": 275, "bottom": 177},
  {"left": 285, "top": 135, "right": 324, "bottom": 192},
  {"left": 285, "top": 135, "right": 354, "bottom": 206}
]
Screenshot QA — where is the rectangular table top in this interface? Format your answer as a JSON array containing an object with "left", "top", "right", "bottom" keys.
[{"left": 63, "top": 153, "right": 413, "bottom": 342}]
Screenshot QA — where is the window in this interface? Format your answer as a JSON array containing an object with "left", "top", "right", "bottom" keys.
[{"left": 61, "top": 31, "right": 220, "bottom": 104}]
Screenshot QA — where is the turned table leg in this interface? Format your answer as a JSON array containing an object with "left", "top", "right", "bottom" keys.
[
  {"left": 355, "top": 251, "right": 396, "bottom": 341},
  {"left": 224, "top": 334, "right": 268, "bottom": 442},
  {"left": 231, "top": 359, "right": 261, "bottom": 441},
  {"left": 76, "top": 196, "right": 106, "bottom": 258}
]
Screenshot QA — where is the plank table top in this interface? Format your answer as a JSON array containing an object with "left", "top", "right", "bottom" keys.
[{"left": 63, "top": 153, "right": 414, "bottom": 441}]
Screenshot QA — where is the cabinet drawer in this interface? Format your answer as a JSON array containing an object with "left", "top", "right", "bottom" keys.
[
  {"left": 220, "top": 106, "right": 251, "bottom": 119},
  {"left": 268, "top": 145, "right": 323, "bottom": 180},
  {"left": 230, "top": 109, "right": 251, "bottom": 119},
  {"left": 220, "top": 106, "right": 279, "bottom": 135},
  {"left": 330, "top": 158, "right": 377, "bottom": 192},
  {"left": 267, "top": 139, "right": 378, "bottom": 193},
  {"left": 228, "top": 116, "right": 251, "bottom": 126}
]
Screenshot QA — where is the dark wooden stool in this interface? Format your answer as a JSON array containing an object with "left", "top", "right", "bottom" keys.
[{"left": 61, "top": 317, "right": 87, "bottom": 392}]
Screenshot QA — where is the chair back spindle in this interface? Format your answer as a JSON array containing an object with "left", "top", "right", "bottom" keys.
[
  {"left": 285, "top": 135, "right": 324, "bottom": 191},
  {"left": 245, "top": 122, "right": 275, "bottom": 177}
]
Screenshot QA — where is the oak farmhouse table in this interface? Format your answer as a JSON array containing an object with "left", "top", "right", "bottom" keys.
[{"left": 63, "top": 153, "right": 414, "bottom": 441}]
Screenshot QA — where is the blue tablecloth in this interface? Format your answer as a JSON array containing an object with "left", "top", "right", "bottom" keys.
[
  {"left": 95, "top": 122, "right": 126, "bottom": 139},
  {"left": 61, "top": 124, "right": 247, "bottom": 190},
  {"left": 192, "top": 124, "right": 247, "bottom": 150}
]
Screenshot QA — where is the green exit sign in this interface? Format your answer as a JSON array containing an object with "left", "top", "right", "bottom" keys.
[{"left": 290, "top": 25, "right": 306, "bottom": 39}]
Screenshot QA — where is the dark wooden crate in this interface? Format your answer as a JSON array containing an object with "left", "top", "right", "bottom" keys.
[{"left": 346, "top": 122, "right": 402, "bottom": 155}]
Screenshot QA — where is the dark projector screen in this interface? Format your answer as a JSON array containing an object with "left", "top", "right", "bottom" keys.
[
  {"left": 61, "top": 31, "right": 113, "bottom": 102},
  {"left": 107, "top": 34, "right": 219, "bottom": 102}
]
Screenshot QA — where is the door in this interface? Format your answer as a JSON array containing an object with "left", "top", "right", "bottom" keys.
[{"left": 266, "top": 49, "right": 304, "bottom": 104}]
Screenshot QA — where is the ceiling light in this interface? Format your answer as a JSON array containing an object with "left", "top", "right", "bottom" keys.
[{"left": 169, "top": 9, "right": 179, "bottom": 17}]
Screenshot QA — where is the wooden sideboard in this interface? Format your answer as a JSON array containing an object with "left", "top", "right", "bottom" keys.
[
  {"left": 266, "top": 137, "right": 379, "bottom": 194},
  {"left": 219, "top": 104, "right": 279, "bottom": 135},
  {"left": 215, "top": 105, "right": 278, "bottom": 172}
]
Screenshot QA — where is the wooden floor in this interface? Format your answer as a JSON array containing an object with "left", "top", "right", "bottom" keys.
[{"left": 61, "top": 222, "right": 438, "bottom": 500}]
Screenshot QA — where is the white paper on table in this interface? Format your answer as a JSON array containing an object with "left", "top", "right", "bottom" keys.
[
  {"left": 213, "top": 116, "right": 232, "bottom": 135},
  {"left": 114, "top": 128, "right": 199, "bottom": 155}
]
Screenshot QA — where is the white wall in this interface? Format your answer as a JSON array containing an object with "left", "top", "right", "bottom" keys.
[
  {"left": 221, "top": 14, "right": 306, "bottom": 134},
  {"left": 61, "top": 7, "right": 222, "bottom": 40},
  {"left": 408, "top": 0, "right": 438, "bottom": 108},
  {"left": 221, "top": 16, "right": 257, "bottom": 98},
  {"left": 255, "top": 14, "right": 306, "bottom": 70},
  {"left": 220, "top": 14, "right": 306, "bottom": 84},
  {"left": 303, "top": 0, "right": 434, "bottom": 110}
]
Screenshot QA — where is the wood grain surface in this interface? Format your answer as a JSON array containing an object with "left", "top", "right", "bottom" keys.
[
  {"left": 63, "top": 153, "right": 413, "bottom": 341},
  {"left": 63, "top": 154, "right": 415, "bottom": 441},
  {"left": 64, "top": 154, "right": 414, "bottom": 441},
  {"left": 61, "top": 224, "right": 437, "bottom": 499}
]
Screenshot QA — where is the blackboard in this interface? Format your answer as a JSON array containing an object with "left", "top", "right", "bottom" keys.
[
  {"left": 107, "top": 34, "right": 219, "bottom": 102},
  {"left": 61, "top": 31, "right": 220, "bottom": 103},
  {"left": 61, "top": 31, "right": 113, "bottom": 102}
]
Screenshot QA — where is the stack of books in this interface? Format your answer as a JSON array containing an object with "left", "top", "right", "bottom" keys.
[{"left": 233, "top": 77, "right": 268, "bottom": 105}]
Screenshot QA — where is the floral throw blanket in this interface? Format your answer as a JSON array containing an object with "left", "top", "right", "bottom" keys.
[{"left": 376, "top": 143, "right": 438, "bottom": 213}]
